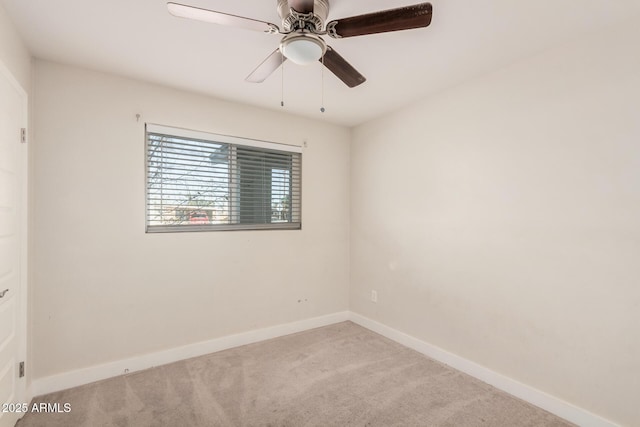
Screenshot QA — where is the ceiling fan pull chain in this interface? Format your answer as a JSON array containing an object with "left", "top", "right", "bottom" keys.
[
  {"left": 320, "top": 55, "right": 325, "bottom": 113},
  {"left": 281, "top": 53, "right": 285, "bottom": 107}
]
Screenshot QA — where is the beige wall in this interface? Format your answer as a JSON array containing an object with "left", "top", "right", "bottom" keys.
[
  {"left": 0, "top": 2, "right": 30, "bottom": 91},
  {"left": 32, "top": 60, "right": 350, "bottom": 379},
  {"left": 350, "top": 20, "right": 640, "bottom": 426}
]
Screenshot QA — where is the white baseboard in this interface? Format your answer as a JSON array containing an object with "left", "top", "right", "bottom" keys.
[
  {"left": 30, "top": 310, "right": 618, "bottom": 427},
  {"left": 348, "top": 312, "right": 618, "bottom": 427},
  {"left": 31, "top": 311, "right": 350, "bottom": 397}
]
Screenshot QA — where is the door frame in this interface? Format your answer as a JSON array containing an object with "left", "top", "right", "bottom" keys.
[{"left": 0, "top": 60, "right": 29, "bottom": 414}]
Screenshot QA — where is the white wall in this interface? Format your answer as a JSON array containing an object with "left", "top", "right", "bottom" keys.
[
  {"left": 350, "top": 19, "right": 640, "bottom": 427},
  {"left": 0, "top": 2, "right": 30, "bottom": 91},
  {"left": 32, "top": 60, "right": 350, "bottom": 379}
]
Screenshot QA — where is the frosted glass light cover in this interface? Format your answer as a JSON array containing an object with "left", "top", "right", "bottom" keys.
[{"left": 282, "top": 38, "right": 323, "bottom": 65}]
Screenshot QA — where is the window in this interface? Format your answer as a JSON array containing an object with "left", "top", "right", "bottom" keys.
[{"left": 145, "top": 124, "right": 301, "bottom": 232}]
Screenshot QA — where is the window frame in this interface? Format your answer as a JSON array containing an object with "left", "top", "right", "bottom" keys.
[{"left": 145, "top": 124, "right": 302, "bottom": 233}]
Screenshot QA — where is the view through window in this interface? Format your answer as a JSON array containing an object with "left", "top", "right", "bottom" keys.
[{"left": 146, "top": 125, "right": 301, "bottom": 232}]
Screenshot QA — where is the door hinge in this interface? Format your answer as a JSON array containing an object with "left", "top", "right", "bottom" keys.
[
  {"left": 20, "top": 128, "right": 27, "bottom": 144},
  {"left": 19, "top": 361, "right": 25, "bottom": 378}
]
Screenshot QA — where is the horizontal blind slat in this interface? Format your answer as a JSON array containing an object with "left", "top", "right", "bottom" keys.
[{"left": 146, "top": 127, "right": 302, "bottom": 232}]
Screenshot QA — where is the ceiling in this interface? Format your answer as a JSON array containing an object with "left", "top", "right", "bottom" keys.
[{"left": 3, "top": 0, "right": 640, "bottom": 127}]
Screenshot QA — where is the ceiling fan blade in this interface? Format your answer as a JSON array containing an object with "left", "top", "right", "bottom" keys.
[
  {"left": 288, "top": 0, "right": 315, "bottom": 14},
  {"left": 167, "top": 2, "right": 279, "bottom": 33},
  {"left": 246, "top": 49, "right": 287, "bottom": 83},
  {"left": 321, "top": 47, "right": 366, "bottom": 88},
  {"left": 327, "top": 2, "right": 432, "bottom": 38}
]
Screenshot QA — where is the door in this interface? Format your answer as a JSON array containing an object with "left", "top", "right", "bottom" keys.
[{"left": 0, "top": 65, "right": 28, "bottom": 427}]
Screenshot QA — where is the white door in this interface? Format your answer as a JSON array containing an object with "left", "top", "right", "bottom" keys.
[{"left": 0, "top": 65, "right": 28, "bottom": 427}]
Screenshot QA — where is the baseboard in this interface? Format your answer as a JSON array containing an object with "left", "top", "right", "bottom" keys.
[
  {"left": 31, "top": 311, "right": 350, "bottom": 397},
  {"left": 30, "top": 310, "right": 619, "bottom": 427},
  {"left": 348, "top": 312, "right": 618, "bottom": 427},
  {"left": 25, "top": 384, "right": 33, "bottom": 405}
]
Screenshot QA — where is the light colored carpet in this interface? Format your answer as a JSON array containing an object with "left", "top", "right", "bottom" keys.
[{"left": 18, "top": 321, "right": 573, "bottom": 426}]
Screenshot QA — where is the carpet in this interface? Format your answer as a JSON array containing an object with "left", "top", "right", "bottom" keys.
[{"left": 17, "top": 321, "right": 573, "bottom": 426}]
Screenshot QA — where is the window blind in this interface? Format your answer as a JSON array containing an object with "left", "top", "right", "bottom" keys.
[{"left": 145, "top": 124, "right": 301, "bottom": 232}]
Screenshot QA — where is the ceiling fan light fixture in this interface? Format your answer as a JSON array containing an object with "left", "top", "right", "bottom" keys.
[{"left": 280, "top": 34, "right": 326, "bottom": 65}]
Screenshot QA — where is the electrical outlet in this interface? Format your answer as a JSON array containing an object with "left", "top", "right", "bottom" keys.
[{"left": 371, "top": 290, "right": 377, "bottom": 303}]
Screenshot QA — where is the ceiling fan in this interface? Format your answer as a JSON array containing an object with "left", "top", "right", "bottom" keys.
[{"left": 167, "top": 0, "right": 433, "bottom": 88}]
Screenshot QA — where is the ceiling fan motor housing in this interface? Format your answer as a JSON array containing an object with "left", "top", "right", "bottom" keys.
[{"left": 277, "top": 0, "right": 329, "bottom": 32}]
